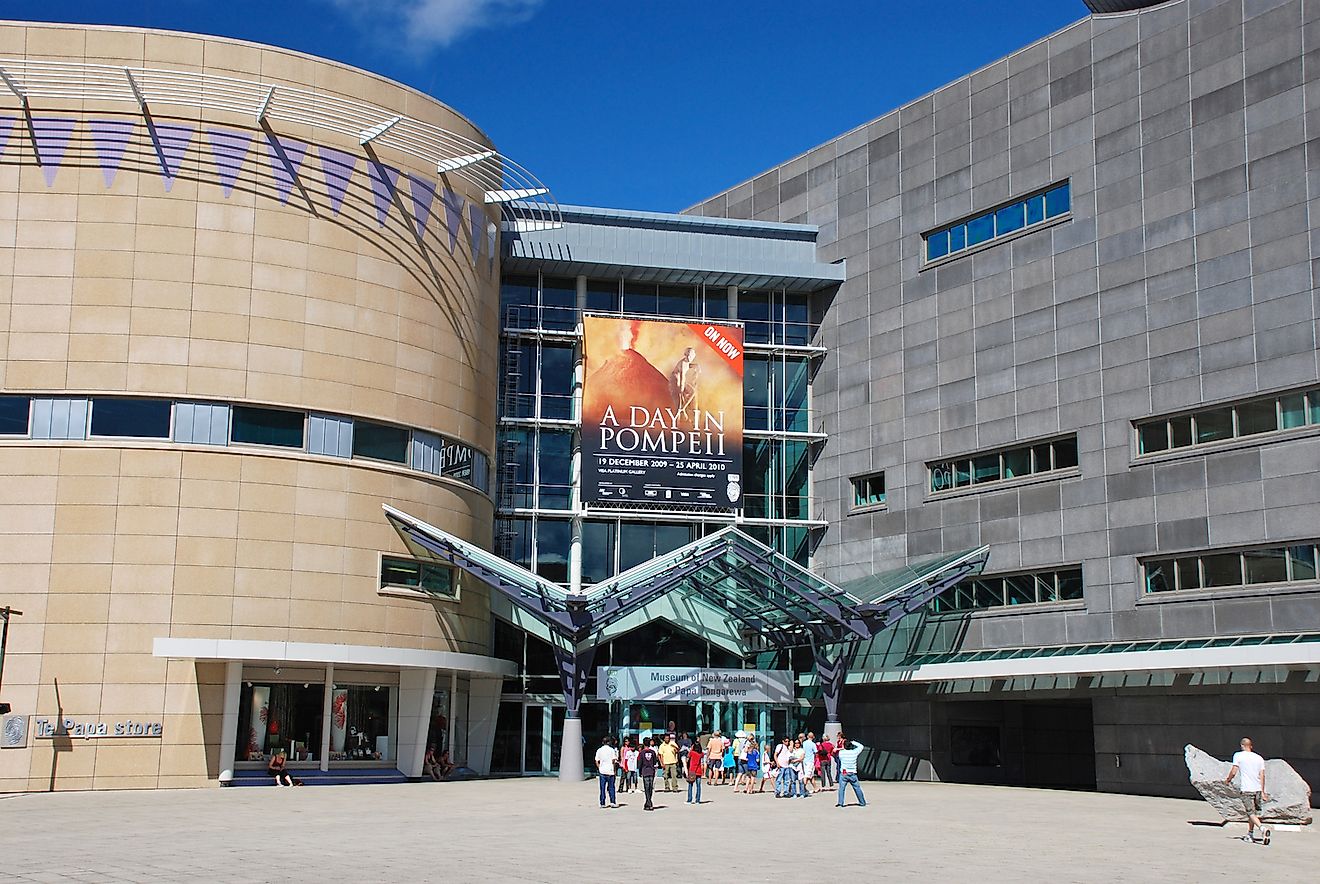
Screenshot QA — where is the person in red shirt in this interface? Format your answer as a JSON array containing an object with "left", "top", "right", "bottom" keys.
[
  {"left": 686, "top": 740, "right": 705, "bottom": 805},
  {"left": 817, "top": 736, "right": 835, "bottom": 789}
]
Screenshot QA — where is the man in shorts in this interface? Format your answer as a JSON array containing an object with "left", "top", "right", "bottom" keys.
[
  {"left": 705, "top": 730, "right": 725, "bottom": 785},
  {"left": 1224, "top": 737, "right": 1270, "bottom": 845}
]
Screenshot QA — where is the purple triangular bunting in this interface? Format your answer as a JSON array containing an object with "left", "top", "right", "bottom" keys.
[
  {"left": 31, "top": 117, "right": 77, "bottom": 187},
  {"left": 408, "top": 174, "right": 437, "bottom": 239},
  {"left": 147, "top": 121, "right": 193, "bottom": 192},
  {"left": 206, "top": 128, "right": 252, "bottom": 198},
  {"left": 318, "top": 146, "right": 357, "bottom": 216},
  {"left": 265, "top": 133, "right": 309, "bottom": 205},
  {"left": 88, "top": 119, "right": 134, "bottom": 188},
  {"left": 441, "top": 187, "right": 464, "bottom": 254},
  {"left": 0, "top": 116, "right": 15, "bottom": 158},
  {"left": 367, "top": 159, "right": 399, "bottom": 227},
  {"left": 469, "top": 202, "right": 485, "bottom": 259}
]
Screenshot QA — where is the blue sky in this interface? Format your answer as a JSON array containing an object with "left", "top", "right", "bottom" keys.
[{"left": 8, "top": 1, "right": 1086, "bottom": 211}]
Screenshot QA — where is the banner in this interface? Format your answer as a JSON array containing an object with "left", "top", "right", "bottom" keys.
[
  {"left": 330, "top": 688, "right": 348, "bottom": 753},
  {"left": 596, "top": 667, "right": 794, "bottom": 704},
  {"left": 246, "top": 686, "right": 270, "bottom": 759},
  {"left": 582, "top": 315, "right": 744, "bottom": 508}
]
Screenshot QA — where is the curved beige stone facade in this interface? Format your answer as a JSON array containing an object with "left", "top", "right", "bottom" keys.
[{"left": 0, "top": 22, "right": 506, "bottom": 790}]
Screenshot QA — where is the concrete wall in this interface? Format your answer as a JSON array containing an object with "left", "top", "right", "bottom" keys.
[
  {"left": 0, "top": 23, "right": 500, "bottom": 791},
  {"left": 689, "top": 0, "right": 1320, "bottom": 650}
]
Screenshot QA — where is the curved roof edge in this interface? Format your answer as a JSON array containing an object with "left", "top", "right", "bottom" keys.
[{"left": 0, "top": 18, "right": 497, "bottom": 147}]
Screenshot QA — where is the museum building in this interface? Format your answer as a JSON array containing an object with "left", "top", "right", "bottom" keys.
[{"left": 4, "top": 0, "right": 1320, "bottom": 801}]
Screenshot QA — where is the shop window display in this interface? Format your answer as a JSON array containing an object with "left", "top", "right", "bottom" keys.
[
  {"left": 235, "top": 682, "right": 324, "bottom": 763},
  {"left": 329, "top": 685, "right": 397, "bottom": 762}
]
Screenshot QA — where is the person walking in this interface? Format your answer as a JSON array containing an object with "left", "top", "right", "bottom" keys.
[
  {"left": 817, "top": 734, "right": 835, "bottom": 789},
  {"left": 638, "top": 737, "right": 660, "bottom": 811},
  {"left": 835, "top": 736, "right": 867, "bottom": 808},
  {"left": 658, "top": 734, "right": 680, "bottom": 793},
  {"left": 595, "top": 736, "right": 619, "bottom": 809},
  {"left": 721, "top": 737, "right": 735, "bottom": 785},
  {"left": 620, "top": 738, "right": 639, "bottom": 794},
  {"left": 686, "top": 739, "right": 705, "bottom": 804},
  {"left": 802, "top": 732, "right": 818, "bottom": 790},
  {"left": 1224, "top": 737, "right": 1270, "bottom": 845}
]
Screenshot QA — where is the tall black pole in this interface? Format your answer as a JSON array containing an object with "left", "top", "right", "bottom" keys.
[{"left": 0, "top": 606, "right": 23, "bottom": 696}]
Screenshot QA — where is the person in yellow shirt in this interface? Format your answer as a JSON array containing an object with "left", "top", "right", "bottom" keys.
[{"left": 657, "top": 734, "right": 680, "bottom": 793}]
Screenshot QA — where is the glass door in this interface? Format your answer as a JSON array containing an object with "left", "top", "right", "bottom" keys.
[{"left": 524, "top": 705, "right": 545, "bottom": 774}]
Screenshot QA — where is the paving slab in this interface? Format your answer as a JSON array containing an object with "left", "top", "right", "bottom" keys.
[{"left": 1, "top": 779, "right": 1315, "bottom": 882}]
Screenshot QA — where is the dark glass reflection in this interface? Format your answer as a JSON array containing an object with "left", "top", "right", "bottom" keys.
[{"left": 89, "top": 398, "right": 171, "bottom": 438}]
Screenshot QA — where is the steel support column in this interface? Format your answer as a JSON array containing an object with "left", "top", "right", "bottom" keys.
[
  {"left": 554, "top": 642, "right": 597, "bottom": 783},
  {"left": 813, "top": 642, "right": 854, "bottom": 739}
]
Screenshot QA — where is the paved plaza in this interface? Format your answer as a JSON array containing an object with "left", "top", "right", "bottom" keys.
[{"left": 0, "top": 779, "right": 1315, "bottom": 882}]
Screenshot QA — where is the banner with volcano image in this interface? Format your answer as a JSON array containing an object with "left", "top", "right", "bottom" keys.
[{"left": 582, "top": 315, "right": 744, "bottom": 508}]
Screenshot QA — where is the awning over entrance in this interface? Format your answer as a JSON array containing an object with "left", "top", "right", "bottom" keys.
[{"left": 383, "top": 505, "right": 989, "bottom": 724}]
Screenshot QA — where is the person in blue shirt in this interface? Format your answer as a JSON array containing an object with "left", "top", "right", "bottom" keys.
[
  {"left": 741, "top": 741, "right": 761, "bottom": 794},
  {"left": 835, "top": 735, "right": 867, "bottom": 808}
]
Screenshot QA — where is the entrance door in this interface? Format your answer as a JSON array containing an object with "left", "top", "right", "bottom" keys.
[
  {"left": 524, "top": 705, "right": 545, "bottom": 774},
  {"left": 1022, "top": 701, "right": 1096, "bottom": 790}
]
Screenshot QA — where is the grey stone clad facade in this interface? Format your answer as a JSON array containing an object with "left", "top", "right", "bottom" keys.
[{"left": 692, "top": 0, "right": 1320, "bottom": 799}]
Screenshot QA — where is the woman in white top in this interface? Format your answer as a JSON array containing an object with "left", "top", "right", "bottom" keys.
[{"left": 790, "top": 739, "right": 811, "bottom": 797}]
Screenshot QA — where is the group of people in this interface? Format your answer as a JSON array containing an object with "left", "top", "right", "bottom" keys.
[{"left": 593, "top": 728, "right": 867, "bottom": 810}]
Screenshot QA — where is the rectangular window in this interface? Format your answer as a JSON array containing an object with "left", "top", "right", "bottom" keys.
[
  {"left": 1044, "top": 182, "right": 1071, "bottom": 218},
  {"left": 929, "top": 435, "right": 1078, "bottom": 494},
  {"left": 380, "top": 555, "right": 456, "bottom": 599},
  {"left": 353, "top": 420, "right": 409, "bottom": 464},
  {"left": 929, "top": 572, "right": 1082, "bottom": 612},
  {"left": 1136, "top": 386, "right": 1320, "bottom": 456},
  {"left": 923, "top": 181, "right": 1070, "bottom": 263},
  {"left": 934, "top": 566, "right": 1083, "bottom": 613},
  {"left": 1145, "top": 541, "right": 1320, "bottom": 593},
  {"left": 307, "top": 413, "right": 353, "bottom": 458},
  {"left": 231, "top": 405, "right": 304, "bottom": 448},
  {"left": 173, "top": 402, "right": 229, "bottom": 445},
  {"left": 0, "top": 395, "right": 32, "bottom": 435},
  {"left": 89, "top": 398, "right": 172, "bottom": 438},
  {"left": 851, "top": 472, "right": 885, "bottom": 509},
  {"left": 30, "top": 397, "right": 89, "bottom": 440}
]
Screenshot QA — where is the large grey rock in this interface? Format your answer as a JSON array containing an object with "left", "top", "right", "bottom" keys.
[{"left": 1184, "top": 745, "right": 1312, "bottom": 825}]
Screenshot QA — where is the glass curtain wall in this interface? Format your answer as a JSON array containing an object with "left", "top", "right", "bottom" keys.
[{"left": 496, "top": 271, "right": 820, "bottom": 581}]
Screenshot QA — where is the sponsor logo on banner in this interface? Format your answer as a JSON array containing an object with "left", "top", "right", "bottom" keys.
[{"left": 582, "top": 315, "right": 744, "bottom": 508}]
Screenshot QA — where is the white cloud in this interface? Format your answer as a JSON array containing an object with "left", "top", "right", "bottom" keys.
[{"left": 327, "top": 0, "right": 544, "bottom": 51}]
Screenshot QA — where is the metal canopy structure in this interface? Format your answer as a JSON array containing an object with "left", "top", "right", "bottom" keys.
[
  {"left": 383, "top": 505, "right": 989, "bottom": 729},
  {"left": 0, "top": 57, "right": 560, "bottom": 232}
]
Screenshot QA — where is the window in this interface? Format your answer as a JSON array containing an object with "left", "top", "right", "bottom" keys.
[
  {"left": 352, "top": 420, "right": 408, "bottom": 464},
  {"left": 1136, "top": 387, "right": 1320, "bottom": 455},
  {"left": 173, "top": 402, "right": 229, "bottom": 445},
  {"left": 924, "top": 181, "right": 1071, "bottom": 263},
  {"left": 380, "top": 555, "right": 457, "bottom": 599},
  {"left": 30, "top": 398, "right": 88, "bottom": 440},
  {"left": 932, "top": 567, "right": 1084, "bottom": 613},
  {"left": 0, "top": 395, "right": 31, "bottom": 435},
  {"left": 235, "top": 682, "right": 323, "bottom": 763},
  {"left": 89, "top": 398, "right": 172, "bottom": 438},
  {"left": 1144, "top": 541, "right": 1320, "bottom": 593},
  {"left": 851, "top": 473, "right": 886, "bottom": 509},
  {"left": 308, "top": 413, "right": 353, "bottom": 457},
  {"left": 231, "top": 405, "right": 304, "bottom": 448},
  {"left": 929, "top": 436, "right": 1078, "bottom": 494},
  {"left": 737, "top": 288, "right": 815, "bottom": 346}
]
